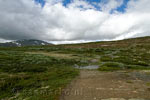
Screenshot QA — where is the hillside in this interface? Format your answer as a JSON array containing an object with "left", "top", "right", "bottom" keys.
[
  {"left": 61, "top": 36, "right": 150, "bottom": 48},
  {"left": 0, "top": 36, "right": 150, "bottom": 100}
]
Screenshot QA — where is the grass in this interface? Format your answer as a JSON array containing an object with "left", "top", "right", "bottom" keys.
[
  {"left": 126, "top": 80, "right": 133, "bottom": 84},
  {"left": 126, "top": 65, "right": 150, "bottom": 70},
  {"left": 1, "top": 36, "right": 150, "bottom": 99},
  {"left": 146, "top": 82, "right": 150, "bottom": 86},
  {"left": 0, "top": 51, "right": 80, "bottom": 100},
  {"left": 100, "top": 56, "right": 113, "bottom": 62},
  {"left": 98, "top": 62, "right": 123, "bottom": 71},
  {"left": 98, "top": 47, "right": 150, "bottom": 71}
]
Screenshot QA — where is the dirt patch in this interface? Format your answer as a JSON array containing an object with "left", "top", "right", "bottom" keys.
[
  {"left": 26, "top": 52, "right": 78, "bottom": 59},
  {"left": 60, "top": 70, "right": 150, "bottom": 100}
]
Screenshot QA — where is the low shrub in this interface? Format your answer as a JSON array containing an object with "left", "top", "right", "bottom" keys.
[
  {"left": 98, "top": 62, "right": 123, "bottom": 71},
  {"left": 100, "top": 56, "right": 113, "bottom": 62},
  {"left": 135, "top": 61, "right": 149, "bottom": 66},
  {"left": 126, "top": 65, "right": 150, "bottom": 70},
  {"left": 98, "top": 66, "right": 122, "bottom": 71}
]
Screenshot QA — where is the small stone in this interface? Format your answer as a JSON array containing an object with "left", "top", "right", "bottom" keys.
[{"left": 132, "top": 91, "right": 138, "bottom": 93}]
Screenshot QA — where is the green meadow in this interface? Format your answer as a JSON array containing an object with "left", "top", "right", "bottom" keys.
[{"left": 1, "top": 36, "right": 150, "bottom": 99}]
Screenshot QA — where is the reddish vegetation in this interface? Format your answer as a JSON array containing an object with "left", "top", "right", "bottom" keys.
[{"left": 60, "top": 36, "right": 150, "bottom": 49}]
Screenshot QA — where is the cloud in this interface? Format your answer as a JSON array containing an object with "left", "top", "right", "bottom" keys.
[
  {"left": 67, "top": 0, "right": 95, "bottom": 10},
  {"left": 98, "top": 0, "right": 124, "bottom": 12},
  {"left": 0, "top": 0, "right": 150, "bottom": 43},
  {"left": 0, "top": 38, "right": 11, "bottom": 43}
]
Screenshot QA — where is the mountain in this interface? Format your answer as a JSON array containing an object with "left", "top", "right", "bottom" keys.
[{"left": 0, "top": 39, "right": 51, "bottom": 47}]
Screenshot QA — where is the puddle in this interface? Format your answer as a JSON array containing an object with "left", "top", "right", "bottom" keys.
[{"left": 74, "top": 65, "right": 99, "bottom": 69}]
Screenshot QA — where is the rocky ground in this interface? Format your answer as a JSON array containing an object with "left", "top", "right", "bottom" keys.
[{"left": 60, "top": 70, "right": 150, "bottom": 100}]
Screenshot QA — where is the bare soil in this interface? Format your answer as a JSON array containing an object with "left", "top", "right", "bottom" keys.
[
  {"left": 27, "top": 52, "right": 78, "bottom": 59},
  {"left": 60, "top": 70, "right": 150, "bottom": 100}
]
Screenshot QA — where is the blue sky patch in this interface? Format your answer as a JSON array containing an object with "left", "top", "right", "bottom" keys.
[
  {"left": 63, "top": 0, "right": 72, "bottom": 6},
  {"left": 35, "top": 0, "right": 45, "bottom": 7},
  {"left": 35, "top": 0, "right": 129, "bottom": 13},
  {"left": 63, "top": 0, "right": 130, "bottom": 13},
  {"left": 115, "top": 0, "right": 130, "bottom": 13}
]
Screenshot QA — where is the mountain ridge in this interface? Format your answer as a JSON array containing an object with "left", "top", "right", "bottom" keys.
[{"left": 0, "top": 39, "right": 51, "bottom": 47}]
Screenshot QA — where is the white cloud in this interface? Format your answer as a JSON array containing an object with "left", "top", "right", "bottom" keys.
[
  {"left": 45, "top": 0, "right": 63, "bottom": 5},
  {"left": 0, "top": 0, "right": 150, "bottom": 43},
  {"left": 127, "top": 0, "right": 150, "bottom": 13},
  {"left": 67, "top": 0, "right": 95, "bottom": 10},
  {"left": 0, "top": 38, "right": 12, "bottom": 43},
  {"left": 99, "top": 0, "right": 124, "bottom": 12}
]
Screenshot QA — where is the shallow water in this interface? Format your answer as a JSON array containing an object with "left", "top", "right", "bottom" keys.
[{"left": 74, "top": 65, "right": 99, "bottom": 69}]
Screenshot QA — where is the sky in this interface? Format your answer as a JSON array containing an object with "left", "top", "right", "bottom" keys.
[{"left": 0, "top": 0, "right": 150, "bottom": 44}]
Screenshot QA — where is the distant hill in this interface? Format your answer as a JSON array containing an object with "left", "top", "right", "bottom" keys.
[
  {"left": 0, "top": 39, "right": 51, "bottom": 47},
  {"left": 62, "top": 36, "right": 150, "bottom": 48}
]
